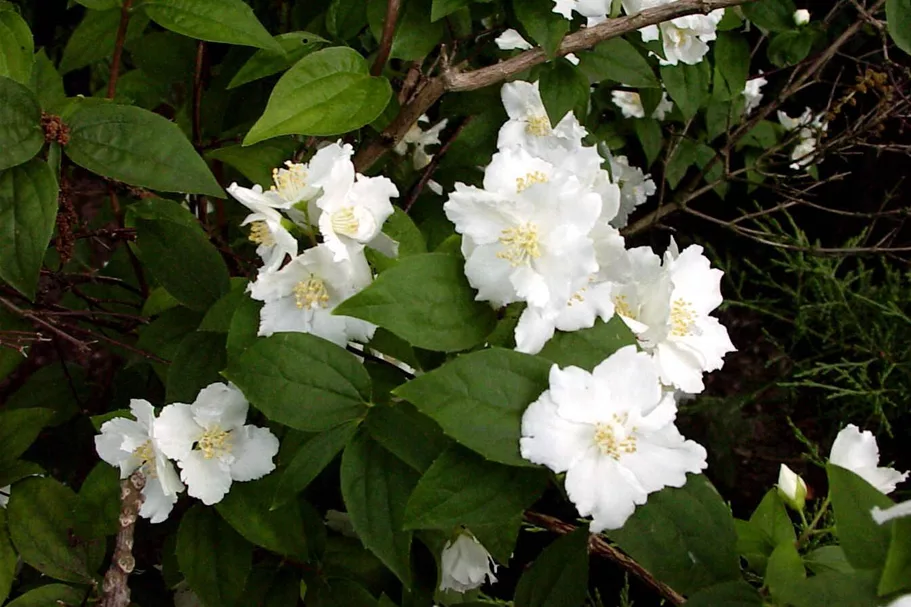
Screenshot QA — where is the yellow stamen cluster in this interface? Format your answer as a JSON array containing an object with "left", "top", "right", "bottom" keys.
[
  {"left": 669, "top": 298, "right": 696, "bottom": 337},
  {"left": 330, "top": 207, "right": 360, "bottom": 237},
  {"left": 197, "top": 427, "right": 231, "bottom": 460},
  {"left": 497, "top": 223, "right": 541, "bottom": 267},
  {"left": 293, "top": 276, "right": 330, "bottom": 310},
  {"left": 248, "top": 221, "right": 274, "bottom": 246},
  {"left": 613, "top": 295, "right": 634, "bottom": 319},
  {"left": 593, "top": 414, "right": 638, "bottom": 460},
  {"left": 515, "top": 171, "right": 548, "bottom": 193},
  {"left": 525, "top": 115, "right": 552, "bottom": 136},
  {"left": 271, "top": 162, "right": 309, "bottom": 199},
  {"left": 133, "top": 440, "right": 157, "bottom": 476}
]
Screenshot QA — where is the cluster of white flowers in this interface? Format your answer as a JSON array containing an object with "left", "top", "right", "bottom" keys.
[
  {"left": 778, "top": 108, "right": 828, "bottom": 170},
  {"left": 228, "top": 142, "right": 401, "bottom": 347},
  {"left": 609, "top": 154, "right": 657, "bottom": 228},
  {"left": 95, "top": 382, "right": 279, "bottom": 521}
]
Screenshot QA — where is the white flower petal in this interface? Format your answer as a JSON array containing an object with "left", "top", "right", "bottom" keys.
[
  {"left": 179, "top": 450, "right": 234, "bottom": 505},
  {"left": 191, "top": 382, "right": 249, "bottom": 432},
  {"left": 229, "top": 425, "right": 280, "bottom": 482},
  {"left": 139, "top": 476, "right": 179, "bottom": 524},
  {"left": 154, "top": 404, "right": 202, "bottom": 462}
]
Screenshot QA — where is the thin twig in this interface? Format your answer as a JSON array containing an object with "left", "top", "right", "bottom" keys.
[
  {"left": 0, "top": 295, "right": 90, "bottom": 352},
  {"left": 107, "top": 0, "right": 134, "bottom": 99},
  {"left": 372, "top": 0, "right": 402, "bottom": 76},
  {"left": 100, "top": 472, "right": 145, "bottom": 607},
  {"left": 403, "top": 116, "right": 472, "bottom": 212}
]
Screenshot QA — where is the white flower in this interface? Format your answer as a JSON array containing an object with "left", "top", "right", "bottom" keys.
[
  {"left": 394, "top": 115, "right": 449, "bottom": 170},
  {"left": 777, "top": 464, "right": 808, "bottom": 511},
  {"left": 552, "top": 0, "right": 612, "bottom": 26},
  {"left": 520, "top": 346, "right": 708, "bottom": 531},
  {"left": 829, "top": 424, "right": 908, "bottom": 494},
  {"left": 444, "top": 147, "right": 602, "bottom": 310},
  {"left": 498, "top": 81, "right": 587, "bottom": 156},
  {"left": 611, "top": 241, "right": 735, "bottom": 393},
  {"left": 625, "top": 0, "right": 724, "bottom": 66},
  {"left": 743, "top": 74, "right": 767, "bottom": 114},
  {"left": 794, "top": 9, "right": 810, "bottom": 26},
  {"left": 248, "top": 244, "right": 376, "bottom": 347},
  {"left": 227, "top": 183, "right": 298, "bottom": 273},
  {"left": 439, "top": 532, "right": 498, "bottom": 593},
  {"left": 325, "top": 509, "right": 359, "bottom": 537},
  {"left": 496, "top": 29, "right": 533, "bottom": 51},
  {"left": 778, "top": 108, "right": 827, "bottom": 169},
  {"left": 872, "top": 499, "right": 911, "bottom": 525},
  {"left": 95, "top": 400, "right": 185, "bottom": 523},
  {"left": 609, "top": 155, "right": 656, "bottom": 228},
  {"left": 268, "top": 160, "right": 321, "bottom": 207},
  {"left": 0, "top": 485, "right": 9, "bottom": 508},
  {"left": 611, "top": 90, "right": 673, "bottom": 120},
  {"left": 154, "top": 383, "right": 279, "bottom": 506}
]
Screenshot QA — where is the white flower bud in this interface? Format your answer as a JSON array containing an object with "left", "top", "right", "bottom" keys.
[
  {"left": 439, "top": 533, "right": 497, "bottom": 593},
  {"left": 777, "top": 464, "right": 808, "bottom": 512},
  {"left": 793, "top": 9, "right": 810, "bottom": 26}
]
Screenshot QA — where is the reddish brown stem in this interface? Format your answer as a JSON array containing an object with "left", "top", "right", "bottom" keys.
[
  {"left": 371, "top": 0, "right": 401, "bottom": 76},
  {"left": 403, "top": 116, "right": 472, "bottom": 212},
  {"left": 107, "top": 0, "right": 134, "bottom": 99}
]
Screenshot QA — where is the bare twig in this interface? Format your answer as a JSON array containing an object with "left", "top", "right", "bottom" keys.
[
  {"left": 403, "top": 116, "right": 472, "bottom": 212},
  {"left": 0, "top": 295, "right": 90, "bottom": 352},
  {"left": 107, "top": 0, "right": 134, "bottom": 99},
  {"left": 100, "top": 472, "right": 145, "bottom": 607},
  {"left": 372, "top": 0, "right": 402, "bottom": 76}
]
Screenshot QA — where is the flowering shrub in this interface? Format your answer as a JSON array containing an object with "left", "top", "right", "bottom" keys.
[{"left": 0, "top": 0, "right": 909, "bottom": 606}]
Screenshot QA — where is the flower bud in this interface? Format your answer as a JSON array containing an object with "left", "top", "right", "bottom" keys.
[
  {"left": 777, "top": 464, "right": 808, "bottom": 512},
  {"left": 794, "top": 9, "right": 810, "bottom": 26}
]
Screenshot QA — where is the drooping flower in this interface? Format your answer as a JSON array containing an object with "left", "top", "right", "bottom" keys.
[
  {"left": 743, "top": 74, "right": 767, "bottom": 114},
  {"left": 611, "top": 240, "right": 735, "bottom": 393},
  {"left": 394, "top": 114, "right": 449, "bottom": 170},
  {"left": 95, "top": 399, "right": 185, "bottom": 523},
  {"left": 248, "top": 243, "right": 376, "bottom": 347},
  {"left": 520, "top": 346, "right": 708, "bottom": 531},
  {"left": 439, "top": 531, "right": 498, "bottom": 593},
  {"left": 154, "top": 383, "right": 279, "bottom": 506},
  {"left": 611, "top": 90, "right": 674, "bottom": 120},
  {"left": 829, "top": 424, "right": 908, "bottom": 494},
  {"left": 609, "top": 155, "right": 656, "bottom": 228},
  {"left": 551, "top": 0, "right": 612, "bottom": 26},
  {"left": 794, "top": 9, "right": 810, "bottom": 26},
  {"left": 777, "top": 464, "right": 808, "bottom": 512},
  {"left": 444, "top": 147, "right": 602, "bottom": 310},
  {"left": 227, "top": 183, "right": 298, "bottom": 273},
  {"left": 624, "top": 0, "right": 724, "bottom": 66}
]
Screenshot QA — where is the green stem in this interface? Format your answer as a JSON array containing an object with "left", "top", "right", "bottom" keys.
[{"left": 797, "top": 496, "right": 831, "bottom": 548}]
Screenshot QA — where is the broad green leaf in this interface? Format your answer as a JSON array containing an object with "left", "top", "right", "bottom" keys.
[
  {"left": 142, "top": 0, "right": 282, "bottom": 51},
  {"left": 272, "top": 420, "right": 359, "bottom": 509},
  {"left": 334, "top": 253, "right": 497, "bottom": 352},
  {"left": 741, "top": 0, "right": 798, "bottom": 33},
  {"left": 0, "top": 510, "right": 14, "bottom": 603},
  {"left": 341, "top": 431, "right": 419, "bottom": 585},
  {"left": 226, "top": 295, "right": 262, "bottom": 361},
  {"left": 367, "top": 0, "right": 444, "bottom": 61},
  {"left": 207, "top": 138, "right": 298, "bottom": 188},
  {"left": 75, "top": 0, "right": 122, "bottom": 7},
  {"left": 828, "top": 463, "right": 893, "bottom": 570},
  {"left": 879, "top": 516, "right": 911, "bottom": 595},
  {"left": 135, "top": 307, "right": 204, "bottom": 375},
  {"left": 577, "top": 38, "right": 659, "bottom": 88},
  {"left": 4, "top": 584, "right": 86, "bottom": 607},
  {"left": 238, "top": 566, "right": 302, "bottom": 607},
  {"left": 404, "top": 444, "right": 547, "bottom": 536},
  {"left": 540, "top": 59, "right": 589, "bottom": 124},
  {"left": 0, "top": 409, "right": 54, "bottom": 469},
  {"left": 0, "top": 307, "right": 26, "bottom": 381},
  {"left": 513, "top": 526, "right": 590, "bottom": 607},
  {"left": 327, "top": 0, "right": 369, "bottom": 40},
  {"left": 713, "top": 32, "right": 749, "bottom": 100},
  {"left": 228, "top": 32, "right": 328, "bottom": 89},
  {"left": 365, "top": 207, "right": 427, "bottom": 272},
  {"left": 167, "top": 332, "right": 227, "bottom": 402},
  {"left": 765, "top": 541, "right": 806, "bottom": 601},
  {"left": 8, "top": 477, "right": 102, "bottom": 584},
  {"left": 224, "top": 332, "right": 372, "bottom": 432},
  {"left": 29, "top": 50, "right": 65, "bottom": 110},
  {"left": 72, "top": 463, "right": 120, "bottom": 539},
  {"left": 308, "top": 577, "right": 378, "bottom": 607},
  {"left": 394, "top": 348, "right": 551, "bottom": 467},
  {"left": 216, "top": 476, "right": 308, "bottom": 559},
  {"left": 245, "top": 47, "right": 392, "bottom": 143},
  {"left": 59, "top": 8, "right": 148, "bottom": 74},
  {"left": 177, "top": 506, "right": 252, "bottom": 607},
  {"left": 538, "top": 316, "right": 637, "bottom": 371},
  {"left": 887, "top": 0, "right": 911, "bottom": 54},
  {"left": 660, "top": 61, "right": 711, "bottom": 121},
  {"left": 804, "top": 546, "right": 854, "bottom": 575},
  {"left": 0, "top": 77, "right": 42, "bottom": 171},
  {"left": 364, "top": 402, "right": 450, "bottom": 473},
  {"left": 633, "top": 118, "right": 662, "bottom": 167},
  {"left": 780, "top": 570, "right": 881, "bottom": 607},
  {"left": 0, "top": 159, "right": 58, "bottom": 299},
  {"left": 607, "top": 475, "right": 741, "bottom": 595},
  {"left": 513, "top": 0, "right": 569, "bottom": 57},
  {"left": 749, "top": 490, "right": 796, "bottom": 546},
  {"left": 0, "top": 460, "right": 43, "bottom": 491},
  {"left": 65, "top": 104, "right": 223, "bottom": 197},
  {"left": 0, "top": 10, "right": 33, "bottom": 84},
  {"left": 685, "top": 581, "right": 763, "bottom": 606},
  {"left": 198, "top": 280, "right": 249, "bottom": 333},
  {"left": 767, "top": 29, "right": 816, "bottom": 67},
  {"left": 129, "top": 30, "right": 197, "bottom": 83},
  {"left": 432, "top": 0, "right": 471, "bottom": 21}
]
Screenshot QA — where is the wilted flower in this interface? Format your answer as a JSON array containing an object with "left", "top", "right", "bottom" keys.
[
  {"left": 829, "top": 424, "right": 908, "bottom": 494},
  {"left": 777, "top": 464, "right": 808, "bottom": 512},
  {"left": 439, "top": 531, "right": 498, "bottom": 593}
]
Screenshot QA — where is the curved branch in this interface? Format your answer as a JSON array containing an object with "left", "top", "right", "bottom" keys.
[{"left": 372, "top": 0, "right": 402, "bottom": 76}]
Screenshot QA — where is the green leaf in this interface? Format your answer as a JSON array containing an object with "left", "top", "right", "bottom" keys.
[
  {"left": 804, "top": 546, "right": 854, "bottom": 575},
  {"left": 780, "top": 570, "right": 881, "bottom": 607},
  {"left": 514, "top": 526, "right": 590, "bottom": 607},
  {"left": 633, "top": 118, "right": 662, "bottom": 167},
  {"left": 365, "top": 207, "right": 427, "bottom": 272},
  {"left": 141, "top": 0, "right": 281, "bottom": 51},
  {"left": 226, "top": 295, "right": 262, "bottom": 361},
  {"left": 29, "top": 50, "right": 66, "bottom": 110},
  {"left": 0, "top": 159, "right": 58, "bottom": 299},
  {"left": 404, "top": 444, "right": 547, "bottom": 536},
  {"left": 607, "top": 475, "right": 741, "bottom": 595},
  {"left": 4, "top": 584, "right": 86, "bottom": 607},
  {"left": 75, "top": 0, "right": 122, "bottom": 8},
  {"left": 167, "top": 331, "right": 227, "bottom": 402},
  {"left": 0, "top": 77, "right": 42, "bottom": 171},
  {"left": 245, "top": 47, "right": 392, "bottom": 143},
  {"left": 207, "top": 138, "right": 297, "bottom": 192},
  {"left": 577, "top": 38, "right": 659, "bottom": 88},
  {"left": 72, "top": 463, "right": 121, "bottom": 539},
  {"left": 364, "top": 401, "right": 450, "bottom": 473},
  {"left": 879, "top": 516, "right": 911, "bottom": 595},
  {"left": 8, "top": 477, "right": 102, "bottom": 584},
  {"left": 685, "top": 581, "right": 764, "bottom": 606},
  {"left": 540, "top": 59, "right": 590, "bottom": 124},
  {"left": 887, "top": 0, "right": 911, "bottom": 54},
  {"left": 216, "top": 476, "right": 309, "bottom": 559},
  {"left": 737, "top": 490, "right": 795, "bottom": 573},
  {"left": 334, "top": 253, "right": 497, "bottom": 352},
  {"left": 224, "top": 332, "right": 372, "bottom": 432},
  {"left": 228, "top": 32, "right": 328, "bottom": 89},
  {"left": 238, "top": 566, "right": 302, "bottom": 607},
  {"left": 765, "top": 541, "right": 806, "bottom": 601},
  {"left": 59, "top": 8, "right": 148, "bottom": 74},
  {"left": 327, "top": 0, "right": 369, "bottom": 40},
  {"left": 394, "top": 348, "right": 551, "bottom": 467},
  {"left": 513, "top": 0, "right": 569, "bottom": 57},
  {"left": 177, "top": 506, "right": 252, "bottom": 607},
  {"left": 741, "top": 0, "right": 798, "bottom": 33},
  {"left": 767, "top": 29, "right": 815, "bottom": 67},
  {"left": 0, "top": 510, "right": 15, "bottom": 604},
  {"left": 65, "top": 104, "right": 223, "bottom": 196},
  {"left": 198, "top": 280, "right": 249, "bottom": 333},
  {"left": 341, "top": 430, "right": 419, "bottom": 586},
  {"left": 827, "top": 463, "right": 894, "bottom": 570},
  {"left": 0, "top": 408, "right": 55, "bottom": 468},
  {"left": 712, "top": 32, "right": 749, "bottom": 100},
  {"left": 272, "top": 420, "right": 359, "bottom": 509},
  {"left": 367, "top": 0, "right": 444, "bottom": 61},
  {"left": 135, "top": 306, "right": 204, "bottom": 374},
  {"left": 0, "top": 10, "right": 33, "bottom": 84},
  {"left": 537, "top": 316, "right": 637, "bottom": 371},
  {"left": 660, "top": 61, "right": 711, "bottom": 121},
  {"left": 432, "top": 0, "right": 470, "bottom": 21}
]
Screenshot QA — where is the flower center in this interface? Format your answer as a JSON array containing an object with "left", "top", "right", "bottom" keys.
[
  {"left": 669, "top": 298, "right": 696, "bottom": 337},
  {"left": 293, "top": 276, "right": 330, "bottom": 310},
  {"left": 271, "top": 162, "right": 309, "bottom": 202},
  {"left": 614, "top": 295, "right": 635, "bottom": 319},
  {"left": 525, "top": 114, "right": 552, "bottom": 136},
  {"left": 330, "top": 207, "right": 360, "bottom": 237},
  {"left": 593, "top": 414, "right": 638, "bottom": 460},
  {"left": 133, "top": 440, "right": 158, "bottom": 477},
  {"left": 515, "top": 171, "right": 548, "bottom": 193},
  {"left": 197, "top": 427, "right": 232, "bottom": 460},
  {"left": 497, "top": 223, "right": 541, "bottom": 267},
  {"left": 248, "top": 221, "right": 274, "bottom": 246}
]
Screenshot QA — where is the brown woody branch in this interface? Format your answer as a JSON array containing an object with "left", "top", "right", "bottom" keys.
[
  {"left": 372, "top": 0, "right": 402, "bottom": 76},
  {"left": 107, "top": 0, "right": 134, "bottom": 99},
  {"left": 100, "top": 472, "right": 145, "bottom": 607}
]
